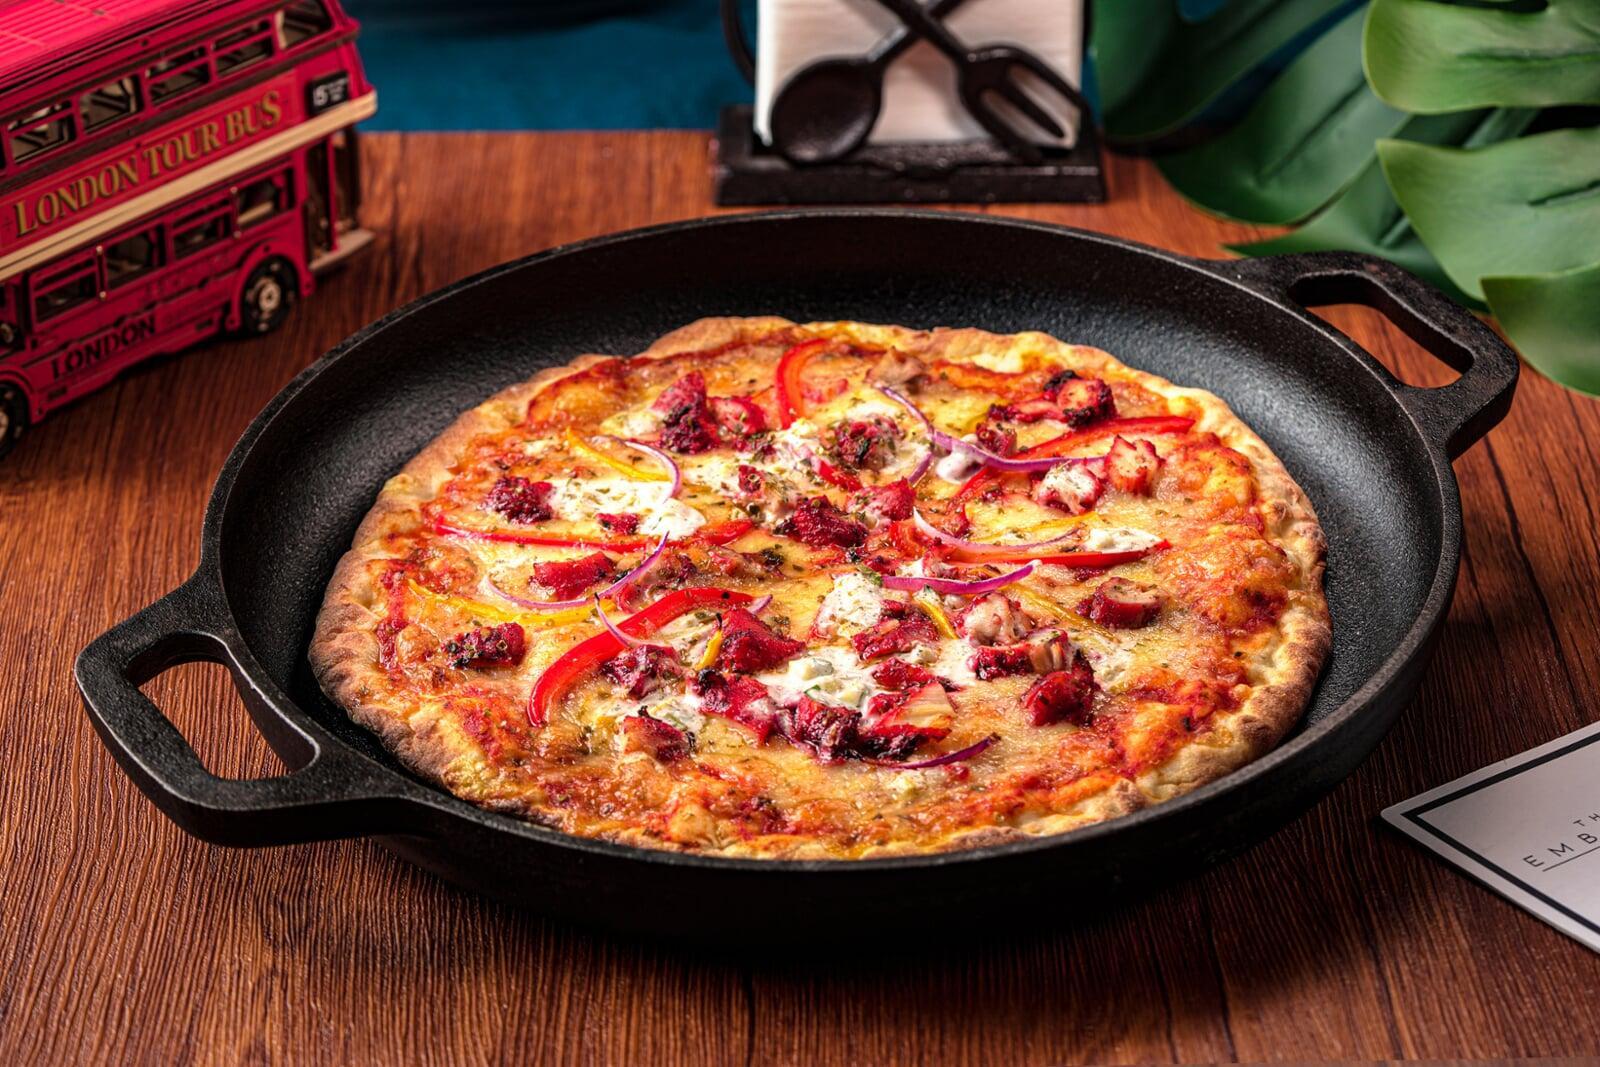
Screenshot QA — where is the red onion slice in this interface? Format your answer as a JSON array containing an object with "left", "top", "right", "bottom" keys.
[
  {"left": 876, "top": 384, "right": 955, "bottom": 449},
  {"left": 748, "top": 593, "right": 774, "bottom": 615},
  {"left": 480, "top": 574, "right": 582, "bottom": 611},
  {"left": 913, "top": 509, "right": 1074, "bottom": 555},
  {"left": 481, "top": 535, "right": 669, "bottom": 610},
  {"left": 877, "top": 386, "right": 1100, "bottom": 473},
  {"left": 595, "top": 597, "right": 648, "bottom": 648},
  {"left": 622, "top": 438, "right": 682, "bottom": 498},
  {"left": 907, "top": 448, "right": 934, "bottom": 485},
  {"left": 883, "top": 562, "right": 1034, "bottom": 596},
  {"left": 870, "top": 733, "right": 999, "bottom": 770}
]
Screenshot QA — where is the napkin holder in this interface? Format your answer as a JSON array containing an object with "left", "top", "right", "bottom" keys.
[{"left": 712, "top": 0, "right": 1104, "bottom": 205}]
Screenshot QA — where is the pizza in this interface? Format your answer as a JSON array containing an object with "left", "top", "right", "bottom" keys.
[{"left": 311, "top": 317, "right": 1330, "bottom": 858}]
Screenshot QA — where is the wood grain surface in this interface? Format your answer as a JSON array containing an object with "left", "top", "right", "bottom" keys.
[{"left": 2, "top": 134, "right": 1597, "bottom": 1066}]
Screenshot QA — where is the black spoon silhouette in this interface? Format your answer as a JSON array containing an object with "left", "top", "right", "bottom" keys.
[{"left": 768, "top": 0, "right": 970, "bottom": 165}]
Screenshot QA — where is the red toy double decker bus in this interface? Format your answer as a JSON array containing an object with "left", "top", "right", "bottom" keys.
[{"left": 0, "top": 0, "right": 375, "bottom": 459}]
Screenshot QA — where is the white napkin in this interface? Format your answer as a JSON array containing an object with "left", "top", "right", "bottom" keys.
[{"left": 754, "top": 0, "right": 1084, "bottom": 148}]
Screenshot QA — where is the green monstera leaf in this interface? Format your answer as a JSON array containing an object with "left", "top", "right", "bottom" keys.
[
  {"left": 1378, "top": 127, "right": 1600, "bottom": 301},
  {"left": 1229, "top": 108, "right": 1519, "bottom": 302},
  {"left": 1093, "top": 0, "right": 1184, "bottom": 126},
  {"left": 1365, "top": 0, "right": 1600, "bottom": 112},
  {"left": 1099, "top": 0, "right": 1600, "bottom": 395},
  {"left": 1156, "top": 7, "right": 1407, "bottom": 224},
  {"left": 1362, "top": 0, "right": 1600, "bottom": 393},
  {"left": 1484, "top": 263, "right": 1600, "bottom": 397},
  {"left": 1093, "top": 0, "right": 1352, "bottom": 141}
]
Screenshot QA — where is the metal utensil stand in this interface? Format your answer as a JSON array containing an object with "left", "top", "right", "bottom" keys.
[
  {"left": 715, "top": 104, "right": 1104, "bottom": 204},
  {"left": 713, "top": 0, "right": 1104, "bottom": 204}
]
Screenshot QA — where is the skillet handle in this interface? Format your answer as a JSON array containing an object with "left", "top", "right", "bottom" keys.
[
  {"left": 1225, "top": 252, "right": 1519, "bottom": 458},
  {"left": 75, "top": 574, "right": 415, "bottom": 847}
]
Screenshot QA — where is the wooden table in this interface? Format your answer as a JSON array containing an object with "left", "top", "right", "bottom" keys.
[{"left": 3, "top": 133, "right": 1598, "bottom": 1065}]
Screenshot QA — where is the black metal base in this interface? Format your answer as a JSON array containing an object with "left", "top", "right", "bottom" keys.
[{"left": 713, "top": 105, "right": 1106, "bottom": 205}]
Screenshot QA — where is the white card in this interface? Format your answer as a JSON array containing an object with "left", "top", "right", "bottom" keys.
[{"left": 1383, "top": 719, "right": 1600, "bottom": 954}]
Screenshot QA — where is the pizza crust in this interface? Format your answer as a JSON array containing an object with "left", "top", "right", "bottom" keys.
[{"left": 310, "top": 317, "right": 1330, "bottom": 858}]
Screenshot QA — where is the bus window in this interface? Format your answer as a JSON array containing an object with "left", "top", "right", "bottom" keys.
[
  {"left": 8, "top": 101, "right": 75, "bottom": 164},
  {"left": 330, "top": 130, "right": 359, "bottom": 235},
  {"left": 105, "top": 229, "right": 163, "bottom": 288},
  {"left": 215, "top": 21, "right": 274, "bottom": 75},
  {"left": 80, "top": 76, "right": 141, "bottom": 132},
  {"left": 0, "top": 285, "right": 20, "bottom": 348},
  {"left": 32, "top": 255, "right": 99, "bottom": 322},
  {"left": 148, "top": 49, "right": 210, "bottom": 104},
  {"left": 172, "top": 207, "right": 230, "bottom": 259},
  {"left": 236, "top": 173, "right": 288, "bottom": 228},
  {"left": 303, "top": 142, "right": 331, "bottom": 257},
  {"left": 278, "top": 1, "right": 333, "bottom": 48}
]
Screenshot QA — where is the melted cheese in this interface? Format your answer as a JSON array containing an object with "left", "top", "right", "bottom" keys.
[
  {"left": 687, "top": 454, "right": 746, "bottom": 496},
  {"left": 757, "top": 645, "right": 881, "bottom": 710},
  {"left": 549, "top": 477, "right": 666, "bottom": 520},
  {"left": 928, "top": 639, "right": 979, "bottom": 688},
  {"left": 969, "top": 348, "right": 1027, "bottom": 373},
  {"left": 813, "top": 571, "right": 889, "bottom": 636},
  {"left": 1081, "top": 526, "right": 1163, "bottom": 554},
  {"left": 843, "top": 396, "right": 905, "bottom": 422},
  {"left": 1074, "top": 630, "right": 1139, "bottom": 693},
  {"left": 640, "top": 499, "right": 707, "bottom": 539},
  {"left": 733, "top": 419, "right": 826, "bottom": 491},
  {"left": 547, "top": 476, "right": 706, "bottom": 538},
  {"left": 472, "top": 540, "right": 595, "bottom": 570},
  {"left": 934, "top": 443, "right": 983, "bottom": 483},
  {"left": 601, "top": 408, "right": 662, "bottom": 439},
  {"left": 643, "top": 690, "right": 708, "bottom": 734}
]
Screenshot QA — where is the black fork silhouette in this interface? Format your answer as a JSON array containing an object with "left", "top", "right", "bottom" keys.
[{"left": 869, "top": 0, "right": 1088, "bottom": 164}]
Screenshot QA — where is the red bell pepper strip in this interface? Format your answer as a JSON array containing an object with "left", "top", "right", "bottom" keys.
[
  {"left": 953, "top": 416, "right": 1196, "bottom": 504},
  {"left": 925, "top": 359, "right": 1040, "bottom": 393},
  {"left": 694, "top": 519, "right": 755, "bottom": 546},
  {"left": 815, "top": 460, "right": 862, "bottom": 491},
  {"left": 774, "top": 339, "right": 830, "bottom": 428},
  {"left": 528, "top": 587, "right": 754, "bottom": 725},
  {"left": 433, "top": 517, "right": 753, "bottom": 552},
  {"left": 1028, "top": 416, "right": 1196, "bottom": 452}
]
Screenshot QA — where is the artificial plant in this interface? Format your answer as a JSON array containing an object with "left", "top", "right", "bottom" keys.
[{"left": 1092, "top": 0, "right": 1600, "bottom": 396}]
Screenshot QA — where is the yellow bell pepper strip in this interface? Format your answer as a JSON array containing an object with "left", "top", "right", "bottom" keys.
[
  {"left": 406, "top": 580, "right": 594, "bottom": 629},
  {"left": 1012, "top": 585, "right": 1068, "bottom": 624},
  {"left": 695, "top": 626, "right": 726, "bottom": 670},
  {"left": 912, "top": 589, "right": 959, "bottom": 639},
  {"left": 528, "top": 587, "right": 754, "bottom": 725},
  {"left": 564, "top": 429, "right": 670, "bottom": 482}
]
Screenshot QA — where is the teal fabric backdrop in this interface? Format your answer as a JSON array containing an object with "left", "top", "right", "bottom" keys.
[
  {"left": 346, "top": 0, "right": 755, "bottom": 130},
  {"left": 344, "top": 0, "right": 1112, "bottom": 132}
]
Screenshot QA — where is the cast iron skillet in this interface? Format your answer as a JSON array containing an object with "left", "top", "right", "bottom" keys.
[{"left": 76, "top": 211, "right": 1516, "bottom": 936}]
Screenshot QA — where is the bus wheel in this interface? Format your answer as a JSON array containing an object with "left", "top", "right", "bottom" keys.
[
  {"left": 0, "top": 384, "right": 27, "bottom": 461},
  {"left": 239, "top": 257, "right": 297, "bottom": 335}
]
